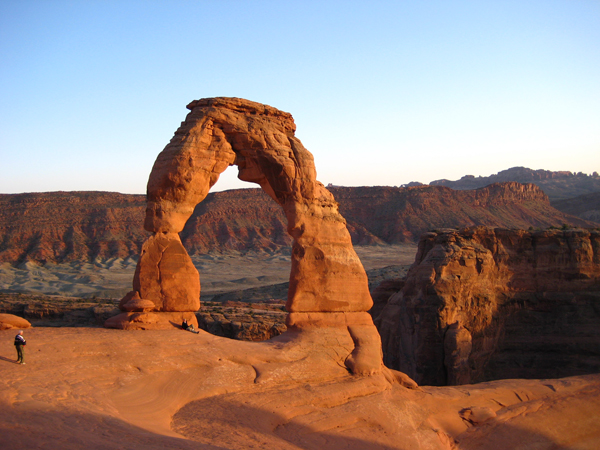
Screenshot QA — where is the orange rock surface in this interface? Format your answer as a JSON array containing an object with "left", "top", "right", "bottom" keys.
[
  {"left": 144, "top": 97, "right": 372, "bottom": 314},
  {"left": 1, "top": 327, "right": 599, "bottom": 449},
  {"left": 0, "top": 314, "right": 31, "bottom": 330},
  {"left": 130, "top": 232, "right": 200, "bottom": 312}
]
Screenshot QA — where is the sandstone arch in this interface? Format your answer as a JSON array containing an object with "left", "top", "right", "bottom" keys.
[{"left": 106, "top": 97, "right": 383, "bottom": 375}]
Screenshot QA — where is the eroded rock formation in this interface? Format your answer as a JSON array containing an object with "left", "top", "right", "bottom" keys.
[
  {"left": 376, "top": 226, "right": 600, "bottom": 385},
  {"left": 106, "top": 97, "right": 382, "bottom": 375},
  {"left": 0, "top": 313, "right": 31, "bottom": 330}
]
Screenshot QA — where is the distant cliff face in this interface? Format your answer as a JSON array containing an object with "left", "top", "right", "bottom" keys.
[
  {"left": 430, "top": 166, "right": 600, "bottom": 201},
  {"left": 376, "top": 227, "right": 600, "bottom": 386},
  {"left": 0, "top": 192, "right": 147, "bottom": 264},
  {"left": 330, "top": 182, "right": 596, "bottom": 243},
  {"left": 180, "top": 188, "right": 290, "bottom": 254},
  {"left": 0, "top": 183, "right": 596, "bottom": 264},
  {"left": 552, "top": 192, "right": 600, "bottom": 223}
]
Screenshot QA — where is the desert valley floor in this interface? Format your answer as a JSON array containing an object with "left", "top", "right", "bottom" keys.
[{"left": 0, "top": 244, "right": 418, "bottom": 300}]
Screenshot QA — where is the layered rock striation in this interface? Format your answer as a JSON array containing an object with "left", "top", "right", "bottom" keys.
[
  {"left": 376, "top": 226, "right": 600, "bottom": 385},
  {"left": 330, "top": 182, "right": 596, "bottom": 244},
  {"left": 0, "top": 191, "right": 146, "bottom": 264},
  {"left": 1, "top": 184, "right": 595, "bottom": 266}
]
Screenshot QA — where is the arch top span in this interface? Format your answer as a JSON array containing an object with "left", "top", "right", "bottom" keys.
[
  {"left": 108, "top": 97, "right": 384, "bottom": 376},
  {"left": 145, "top": 97, "right": 315, "bottom": 234}
]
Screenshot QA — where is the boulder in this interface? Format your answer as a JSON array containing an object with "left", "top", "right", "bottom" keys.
[{"left": 0, "top": 314, "right": 31, "bottom": 330}]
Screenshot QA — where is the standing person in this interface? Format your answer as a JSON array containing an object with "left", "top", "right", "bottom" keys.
[{"left": 14, "top": 330, "right": 26, "bottom": 365}]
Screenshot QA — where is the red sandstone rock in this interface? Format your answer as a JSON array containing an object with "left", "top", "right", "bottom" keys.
[
  {"left": 444, "top": 321, "right": 472, "bottom": 386},
  {"left": 122, "top": 297, "right": 156, "bottom": 312},
  {"left": 459, "top": 406, "right": 497, "bottom": 424},
  {"left": 377, "top": 227, "right": 600, "bottom": 385},
  {"left": 131, "top": 232, "right": 200, "bottom": 312},
  {"left": 0, "top": 313, "right": 31, "bottom": 330},
  {"left": 144, "top": 97, "right": 372, "bottom": 314},
  {"left": 110, "top": 97, "right": 381, "bottom": 375}
]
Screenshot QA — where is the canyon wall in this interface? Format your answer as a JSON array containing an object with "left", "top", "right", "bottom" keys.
[
  {"left": 0, "top": 192, "right": 146, "bottom": 264},
  {"left": 376, "top": 227, "right": 600, "bottom": 386},
  {"left": 1, "top": 183, "right": 596, "bottom": 265}
]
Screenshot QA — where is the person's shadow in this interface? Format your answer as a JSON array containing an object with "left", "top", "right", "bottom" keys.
[{"left": 0, "top": 355, "right": 18, "bottom": 364}]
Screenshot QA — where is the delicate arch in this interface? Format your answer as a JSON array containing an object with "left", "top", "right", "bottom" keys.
[
  {"left": 108, "top": 98, "right": 383, "bottom": 375},
  {"left": 145, "top": 97, "right": 371, "bottom": 313}
]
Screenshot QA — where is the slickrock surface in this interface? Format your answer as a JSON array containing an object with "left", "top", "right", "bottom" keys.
[
  {"left": 377, "top": 227, "right": 600, "bottom": 386},
  {"left": 1, "top": 327, "right": 599, "bottom": 449}
]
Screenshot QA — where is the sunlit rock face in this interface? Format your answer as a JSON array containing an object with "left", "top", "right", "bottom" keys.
[
  {"left": 107, "top": 97, "right": 382, "bottom": 375},
  {"left": 376, "top": 226, "right": 600, "bottom": 385},
  {"left": 143, "top": 97, "right": 372, "bottom": 314}
]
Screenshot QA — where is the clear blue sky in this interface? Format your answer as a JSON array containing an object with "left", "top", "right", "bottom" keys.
[{"left": 1, "top": 0, "right": 599, "bottom": 194}]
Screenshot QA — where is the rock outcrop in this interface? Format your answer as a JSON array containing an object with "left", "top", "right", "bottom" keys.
[
  {"left": 0, "top": 313, "right": 31, "bottom": 330},
  {"left": 107, "top": 97, "right": 382, "bottom": 375},
  {"left": 376, "top": 226, "right": 600, "bottom": 385}
]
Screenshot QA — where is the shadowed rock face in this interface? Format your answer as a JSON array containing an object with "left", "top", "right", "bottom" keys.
[
  {"left": 376, "top": 226, "right": 600, "bottom": 385},
  {"left": 107, "top": 97, "right": 381, "bottom": 375}
]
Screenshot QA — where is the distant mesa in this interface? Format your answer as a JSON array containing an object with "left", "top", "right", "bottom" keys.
[{"left": 429, "top": 166, "right": 600, "bottom": 201}]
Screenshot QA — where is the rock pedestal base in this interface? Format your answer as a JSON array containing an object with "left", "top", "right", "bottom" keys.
[
  {"left": 286, "top": 312, "right": 383, "bottom": 376},
  {"left": 104, "top": 311, "right": 198, "bottom": 331}
]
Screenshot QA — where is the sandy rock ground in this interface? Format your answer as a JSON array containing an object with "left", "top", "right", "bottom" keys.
[{"left": 1, "top": 327, "right": 599, "bottom": 450}]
